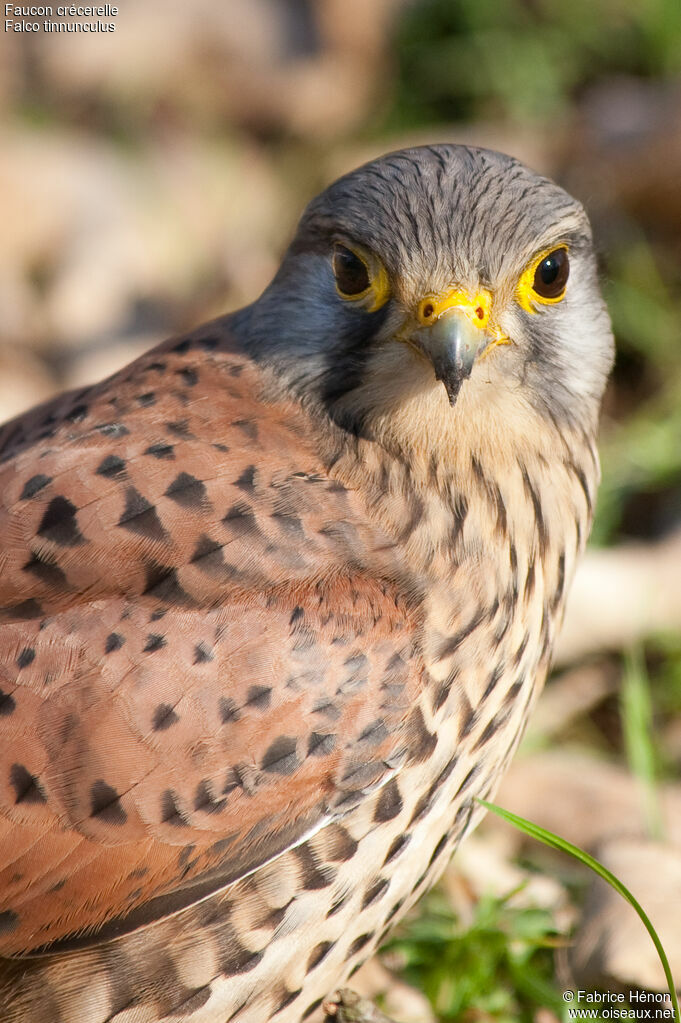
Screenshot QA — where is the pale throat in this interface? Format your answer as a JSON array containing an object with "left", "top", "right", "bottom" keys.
[{"left": 328, "top": 365, "right": 599, "bottom": 632}]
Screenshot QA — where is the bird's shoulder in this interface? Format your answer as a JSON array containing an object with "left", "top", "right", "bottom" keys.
[
  {"left": 0, "top": 319, "right": 392, "bottom": 614},
  {"left": 0, "top": 319, "right": 428, "bottom": 956}
]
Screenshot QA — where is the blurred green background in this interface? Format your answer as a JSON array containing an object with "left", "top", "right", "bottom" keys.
[{"left": 1, "top": 1, "right": 681, "bottom": 1019}]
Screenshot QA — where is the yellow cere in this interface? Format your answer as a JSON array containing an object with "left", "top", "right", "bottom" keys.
[
  {"left": 417, "top": 288, "right": 492, "bottom": 329},
  {"left": 516, "top": 245, "right": 569, "bottom": 314},
  {"left": 415, "top": 287, "right": 511, "bottom": 355}
]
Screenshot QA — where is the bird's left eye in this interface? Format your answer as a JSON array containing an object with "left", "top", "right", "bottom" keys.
[
  {"left": 532, "top": 248, "right": 569, "bottom": 299},
  {"left": 516, "top": 245, "right": 570, "bottom": 313}
]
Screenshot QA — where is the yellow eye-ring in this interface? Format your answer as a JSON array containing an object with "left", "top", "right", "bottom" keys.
[
  {"left": 332, "top": 243, "right": 390, "bottom": 313},
  {"left": 516, "top": 246, "right": 570, "bottom": 313}
]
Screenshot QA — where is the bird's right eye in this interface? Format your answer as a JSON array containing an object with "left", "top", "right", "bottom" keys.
[
  {"left": 333, "top": 244, "right": 371, "bottom": 297},
  {"left": 332, "top": 243, "right": 391, "bottom": 312}
]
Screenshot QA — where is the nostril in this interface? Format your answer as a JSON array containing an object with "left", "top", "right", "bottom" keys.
[
  {"left": 476, "top": 306, "right": 485, "bottom": 320},
  {"left": 422, "top": 303, "right": 434, "bottom": 319}
]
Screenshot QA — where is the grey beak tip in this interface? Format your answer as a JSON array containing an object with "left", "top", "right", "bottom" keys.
[
  {"left": 412, "top": 307, "right": 483, "bottom": 408},
  {"left": 439, "top": 373, "right": 464, "bottom": 406}
]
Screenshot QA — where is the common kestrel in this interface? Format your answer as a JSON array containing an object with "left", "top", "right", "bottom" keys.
[{"left": 0, "top": 145, "right": 613, "bottom": 1023}]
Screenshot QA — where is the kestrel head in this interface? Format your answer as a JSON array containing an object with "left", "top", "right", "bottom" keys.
[{"left": 243, "top": 145, "right": 614, "bottom": 449}]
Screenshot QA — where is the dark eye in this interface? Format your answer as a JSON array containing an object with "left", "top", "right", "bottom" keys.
[
  {"left": 533, "top": 247, "right": 569, "bottom": 299},
  {"left": 333, "top": 244, "right": 370, "bottom": 297}
]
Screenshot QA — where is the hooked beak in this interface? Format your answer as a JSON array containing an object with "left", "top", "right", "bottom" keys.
[
  {"left": 412, "top": 309, "right": 484, "bottom": 405},
  {"left": 410, "top": 289, "right": 493, "bottom": 406}
]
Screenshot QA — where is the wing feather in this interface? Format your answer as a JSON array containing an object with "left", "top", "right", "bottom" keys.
[{"left": 0, "top": 328, "right": 420, "bottom": 954}]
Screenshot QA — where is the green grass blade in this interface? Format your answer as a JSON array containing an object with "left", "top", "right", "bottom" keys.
[
  {"left": 478, "top": 799, "right": 679, "bottom": 1021},
  {"left": 621, "top": 647, "right": 664, "bottom": 840}
]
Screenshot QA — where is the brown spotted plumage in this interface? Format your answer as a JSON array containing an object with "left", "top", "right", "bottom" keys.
[{"left": 0, "top": 145, "right": 613, "bottom": 1022}]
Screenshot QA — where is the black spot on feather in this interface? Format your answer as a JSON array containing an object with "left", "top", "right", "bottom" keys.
[
  {"left": 20, "top": 474, "right": 51, "bottom": 500},
  {"left": 37, "top": 496, "right": 85, "bottom": 546},
  {"left": 90, "top": 780, "right": 127, "bottom": 825}
]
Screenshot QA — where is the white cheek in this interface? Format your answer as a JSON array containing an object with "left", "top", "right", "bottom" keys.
[
  {"left": 496, "top": 268, "right": 612, "bottom": 405},
  {"left": 557, "top": 270, "right": 614, "bottom": 398}
]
